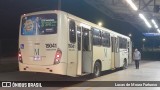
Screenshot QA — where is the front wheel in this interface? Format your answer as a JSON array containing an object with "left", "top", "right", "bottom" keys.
[{"left": 93, "top": 62, "right": 101, "bottom": 77}]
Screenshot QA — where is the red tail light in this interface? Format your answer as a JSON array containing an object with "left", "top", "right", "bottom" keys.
[
  {"left": 18, "top": 49, "right": 23, "bottom": 63},
  {"left": 54, "top": 48, "right": 62, "bottom": 64}
]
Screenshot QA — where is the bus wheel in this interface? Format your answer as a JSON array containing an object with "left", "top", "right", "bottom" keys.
[
  {"left": 93, "top": 62, "right": 101, "bottom": 77},
  {"left": 123, "top": 59, "right": 127, "bottom": 69}
]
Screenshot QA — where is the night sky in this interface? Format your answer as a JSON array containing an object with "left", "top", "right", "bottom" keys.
[{"left": 0, "top": 0, "right": 149, "bottom": 57}]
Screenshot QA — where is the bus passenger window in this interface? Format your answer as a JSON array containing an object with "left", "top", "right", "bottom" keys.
[
  {"left": 119, "top": 37, "right": 127, "bottom": 49},
  {"left": 69, "top": 20, "right": 76, "bottom": 43},
  {"left": 93, "top": 28, "right": 101, "bottom": 46},
  {"left": 102, "top": 31, "right": 110, "bottom": 47}
]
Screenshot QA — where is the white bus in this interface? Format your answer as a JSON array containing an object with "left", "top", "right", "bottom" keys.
[{"left": 18, "top": 10, "right": 132, "bottom": 77}]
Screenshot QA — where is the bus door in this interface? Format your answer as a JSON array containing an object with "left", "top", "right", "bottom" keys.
[
  {"left": 67, "top": 20, "right": 78, "bottom": 76},
  {"left": 77, "top": 26, "right": 82, "bottom": 75},
  {"left": 111, "top": 37, "right": 118, "bottom": 68},
  {"left": 114, "top": 37, "right": 120, "bottom": 67},
  {"left": 81, "top": 27, "right": 93, "bottom": 74}
]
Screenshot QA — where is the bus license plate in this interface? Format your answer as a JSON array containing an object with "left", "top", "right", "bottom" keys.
[{"left": 34, "top": 56, "right": 41, "bottom": 61}]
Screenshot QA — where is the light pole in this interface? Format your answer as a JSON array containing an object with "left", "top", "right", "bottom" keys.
[
  {"left": 128, "top": 33, "right": 132, "bottom": 37},
  {"left": 128, "top": 33, "right": 133, "bottom": 47},
  {"left": 58, "top": 0, "right": 61, "bottom": 10},
  {"left": 142, "top": 38, "right": 146, "bottom": 50}
]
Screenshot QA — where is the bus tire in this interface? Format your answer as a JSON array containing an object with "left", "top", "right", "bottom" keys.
[
  {"left": 123, "top": 59, "right": 127, "bottom": 69},
  {"left": 93, "top": 61, "right": 101, "bottom": 77}
]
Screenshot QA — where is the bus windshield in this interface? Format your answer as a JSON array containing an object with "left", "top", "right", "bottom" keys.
[{"left": 21, "top": 14, "right": 57, "bottom": 35}]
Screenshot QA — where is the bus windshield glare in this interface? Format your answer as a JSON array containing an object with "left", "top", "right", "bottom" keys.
[{"left": 21, "top": 14, "right": 57, "bottom": 35}]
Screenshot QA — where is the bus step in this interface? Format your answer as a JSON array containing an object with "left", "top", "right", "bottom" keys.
[{"left": 82, "top": 72, "right": 90, "bottom": 75}]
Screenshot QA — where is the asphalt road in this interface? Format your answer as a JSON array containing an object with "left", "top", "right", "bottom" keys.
[{"left": 0, "top": 59, "right": 160, "bottom": 90}]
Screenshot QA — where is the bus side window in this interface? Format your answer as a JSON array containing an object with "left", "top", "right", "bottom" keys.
[
  {"left": 69, "top": 20, "right": 76, "bottom": 43},
  {"left": 119, "top": 37, "right": 127, "bottom": 49},
  {"left": 102, "top": 31, "right": 110, "bottom": 47},
  {"left": 93, "top": 28, "right": 101, "bottom": 46}
]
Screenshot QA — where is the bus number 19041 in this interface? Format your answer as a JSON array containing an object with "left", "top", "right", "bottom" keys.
[{"left": 45, "top": 43, "right": 57, "bottom": 48}]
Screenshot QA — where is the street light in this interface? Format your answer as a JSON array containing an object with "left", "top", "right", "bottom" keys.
[
  {"left": 98, "top": 22, "right": 103, "bottom": 27},
  {"left": 126, "top": 0, "right": 138, "bottom": 11},
  {"left": 139, "top": 13, "right": 152, "bottom": 28},
  {"left": 58, "top": 0, "right": 61, "bottom": 10},
  {"left": 157, "top": 29, "right": 160, "bottom": 33},
  {"left": 128, "top": 33, "right": 132, "bottom": 37},
  {"left": 142, "top": 38, "right": 146, "bottom": 42},
  {"left": 151, "top": 19, "right": 158, "bottom": 28},
  {"left": 142, "top": 38, "right": 146, "bottom": 50}
]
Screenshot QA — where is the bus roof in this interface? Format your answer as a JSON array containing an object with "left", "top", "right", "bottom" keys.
[{"left": 21, "top": 10, "right": 130, "bottom": 40}]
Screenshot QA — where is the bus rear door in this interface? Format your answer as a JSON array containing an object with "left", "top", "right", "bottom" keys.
[
  {"left": 77, "top": 25, "right": 93, "bottom": 75},
  {"left": 111, "top": 37, "right": 119, "bottom": 68},
  {"left": 81, "top": 27, "right": 92, "bottom": 74}
]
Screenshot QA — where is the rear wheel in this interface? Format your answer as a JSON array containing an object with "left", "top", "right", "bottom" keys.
[
  {"left": 123, "top": 59, "right": 127, "bottom": 69},
  {"left": 93, "top": 62, "right": 101, "bottom": 77}
]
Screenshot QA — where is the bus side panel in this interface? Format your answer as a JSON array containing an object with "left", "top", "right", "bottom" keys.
[
  {"left": 101, "top": 47, "right": 112, "bottom": 71},
  {"left": 119, "top": 49, "right": 128, "bottom": 67},
  {"left": 57, "top": 12, "right": 68, "bottom": 75},
  {"left": 92, "top": 46, "right": 111, "bottom": 71},
  {"left": 115, "top": 51, "right": 120, "bottom": 67}
]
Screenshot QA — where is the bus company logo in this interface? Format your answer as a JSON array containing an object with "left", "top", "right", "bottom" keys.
[
  {"left": 2, "top": 82, "right": 11, "bottom": 87},
  {"left": 1, "top": 82, "right": 42, "bottom": 87},
  {"left": 68, "top": 44, "right": 75, "bottom": 48},
  {"left": 34, "top": 49, "right": 39, "bottom": 56}
]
